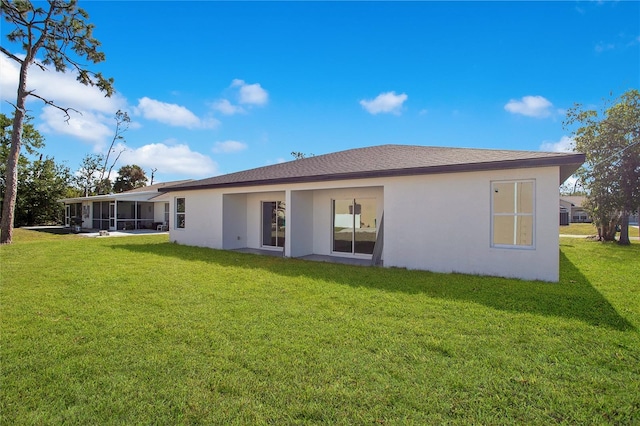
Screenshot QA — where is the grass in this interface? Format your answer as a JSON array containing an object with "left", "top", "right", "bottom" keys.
[
  {"left": 1, "top": 229, "right": 639, "bottom": 424},
  {"left": 560, "top": 222, "right": 640, "bottom": 237},
  {"left": 559, "top": 222, "right": 599, "bottom": 235}
]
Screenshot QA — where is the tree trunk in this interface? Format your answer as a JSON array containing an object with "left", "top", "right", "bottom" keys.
[
  {"left": 598, "top": 217, "right": 619, "bottom": 242},
  {"left": 0, "top": 58, "right": 30, "bottom": 244},
  {"left": 618, "top": 211, "right": 630, "bottom": 245}
]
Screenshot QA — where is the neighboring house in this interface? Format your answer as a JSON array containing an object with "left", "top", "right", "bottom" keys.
[
  {"left": 559, "top": 195, "right": 591, "bottom": 223},
  {"left": 60, "top": 180, "right": 191, "bottom": 231},
  {"left": 160, "top": 145, "right": 584, "bottom": 282}
]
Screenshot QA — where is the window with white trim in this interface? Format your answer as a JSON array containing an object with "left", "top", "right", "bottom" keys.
[
  {"left": 176, "top": 197, "right": 186, "bottom": 229},
  {"left": 491, "top": 180, "right": 534, "bottom": 247}
]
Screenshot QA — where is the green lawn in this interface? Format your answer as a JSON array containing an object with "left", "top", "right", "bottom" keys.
[
  {"left": 560, "top": 222, "right": 640, "bottom": 237},
  {"left": 1, "top": 229, "right": 639, "bottom": 424},
  {"left": 559, "top": 222, "right": 599, "bottom": 235}
]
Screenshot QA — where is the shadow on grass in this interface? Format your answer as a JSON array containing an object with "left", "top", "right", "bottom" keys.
[
  {"left": 21, "top": 226, "right": 75, "bottom": 235},
  {"left": 114, "top": 241, "right": 635, "bottom": 331}
]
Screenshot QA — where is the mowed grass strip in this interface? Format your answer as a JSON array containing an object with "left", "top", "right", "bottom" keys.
[
  {"left": 560, "top": 222, "right": 639, "bottom": 237},
  {"left": 1, "top": 229, "right": 639, "bottom": 424}
]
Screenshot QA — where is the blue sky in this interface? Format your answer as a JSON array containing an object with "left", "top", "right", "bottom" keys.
[{"left": 1, "top": 1, "right": 638, "bottom": 183}]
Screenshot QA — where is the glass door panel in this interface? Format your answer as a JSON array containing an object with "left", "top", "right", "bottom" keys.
[
  {"left": 262, "top": 202, "right": 273, "bottom": 246},
  {"left": 333, "top": 199, "right": 353, "bottom": 253},
  {"left": 333, "top": 198, "right": 377, "bottom": 255},
  {"left": 275, "top": 201, "right": 285, "bottom": 248},
  {"left": 354, "top": 198, "right": 376, "bottom": 255},
  {"left": 262, "top": 201, "right": 285, "bottom": 248}
]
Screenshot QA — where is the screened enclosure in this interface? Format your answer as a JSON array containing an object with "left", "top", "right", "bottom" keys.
[{"left": 116, "top": 201, "right": 155, "bottom": 230}]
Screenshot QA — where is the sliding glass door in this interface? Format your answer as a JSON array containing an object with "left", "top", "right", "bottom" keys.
[
  {"left": 333, "top": 198, "right": 377, "bottom": 255},
  {"left": 262, "top": 201, "right": 285, "bottom": 248}
]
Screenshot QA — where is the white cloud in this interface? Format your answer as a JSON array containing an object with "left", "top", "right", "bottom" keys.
[
  {"left": 1, "top": 53, "right": 127, "bottom": 147},
  {"left": 0, "top": 54, "right": 126, "bottom": 114},
  {"left": 504, "top": 95, "right": 553, "bottom": 118},
  {"left": 595, "top": 41, "right": 616, "bottom": 53},
  {"left": 231, "top": 79, "right": 269, "bottom": 105},
  {"left": 134, "top": 97, "right": 219, "bottom": 129},
  {"left": 211, "top": 99, "right": 245, "bottom": 115},
  {"left": 118, "top": 142, "right": 219, "bottom": 177},
  {"left": 360, "top": 91, "right": 408, "bottom": 115},
  {"left": 264, "top": 157, "right": 287, "bottom": 166},
  {"left": 540, "top": 136, "right": 575, "bottom": 153},
  {"left": 0, "top": 55, "right": 20, "bottom": 103},
  {"left": 212, "top": 140, "right": 248, "bottom": 154},
  {"left": 210, "top": 80, "right": 268, "bottom": 115},
  {"left": 38, "top": 106, "right": 113, "bottom": 146}
]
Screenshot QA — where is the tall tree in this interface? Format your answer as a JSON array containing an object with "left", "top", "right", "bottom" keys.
[
  {"left": 1, "top": 112, "right": 43, "bottom": 213},
  {"left": 16, "top": 154, "right": 71, "bottom": 226},
  {"left": 564, "top": 89, "right": 640, "bottom": 245},
  {"left": 1, "top": 113, "right": 43, "bottom": 197},
  {"left": 113, "top": 165, "right": 148, "bottom": 193},
  {"left": 291, "top": 151, "right": 315, "bottom": 160},
  {"left": 1, "top": 113, "right": 70, "bottom": 226},
  {"left": 98, "top": 110, "right": 130, "bottom": 188},
  {"left": 72, "top": 110, "right": 131, "bottom": 196},
  {"left": 0, "top": 0, "right": 114, "bottom": 244},
  {"left": 75, "top": 153, "right": 105, "bottom": 197}
]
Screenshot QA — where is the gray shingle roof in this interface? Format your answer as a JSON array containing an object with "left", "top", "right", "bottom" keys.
[
  {"left": 123, "top": 179, "right": 193, "bottom": 193},
  {"left": 161, "top": 145, "right": 585, "bottom": 192}
]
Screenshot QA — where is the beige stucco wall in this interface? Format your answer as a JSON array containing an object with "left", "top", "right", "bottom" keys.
[
  {"left": 168, "top": 190, "right": 223, "bottom": 249},
  {"left": 153, "top": 202, "right": 169, "bottom": 225},
  {"left": 383, "top": 166, "right": 559, "bottom": 281},
  {"left": 168, "top": 165, "right": 561, "bottom": 281}
]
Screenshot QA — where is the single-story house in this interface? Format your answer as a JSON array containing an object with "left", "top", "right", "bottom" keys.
[
  {"left": 560, "top": 196, "right": 591, "bottom": 223},
  {"left": 159, "top": 145, "right": 584, "bottom": 282},
  {"left": 60, "top": 180, "right": 191, "bottom": 231}
]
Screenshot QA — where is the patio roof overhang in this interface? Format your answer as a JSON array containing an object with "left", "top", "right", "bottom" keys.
[{"left": 58, "top": 191, "right": 165, "bottom": 204}]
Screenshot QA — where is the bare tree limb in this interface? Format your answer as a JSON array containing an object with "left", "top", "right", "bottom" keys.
[
  {"left": 27, "top": 92, "right": 80, "bottom": 122},
  {"left": 0, "top": 46, "right": 24, "bottom": 63}
]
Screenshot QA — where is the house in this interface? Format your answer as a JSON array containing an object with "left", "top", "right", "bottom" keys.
[
  {"left": 60, "top": 180, "right": 191, "bottom": 231},
  {"left": 159, "top": 145, "right": 584, "bottom": 282},
  {"left": 559, "top": 196, "right": 591, "bottom": 223}
]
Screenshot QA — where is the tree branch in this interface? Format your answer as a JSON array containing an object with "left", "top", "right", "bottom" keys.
[
  {"left": 27, "top": 92, "right": 81, "bottom": 122},
  {"left": 107, "top": 147, "right": 127, "bottom": 180},
  {"left": 0, "top": 46, "right": 24, "bottom": 64}
]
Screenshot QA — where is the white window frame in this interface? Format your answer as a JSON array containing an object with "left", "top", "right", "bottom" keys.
[
  {"left": 175, "top": 197, "right": 186, "bottom": 229},
  {"left": 491, "top": 180, "right": 535, "bottom": 249}
]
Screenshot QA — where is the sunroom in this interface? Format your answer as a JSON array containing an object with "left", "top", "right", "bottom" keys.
[{"left": 58, "top": 181, "right": 188, "bottom": 232}]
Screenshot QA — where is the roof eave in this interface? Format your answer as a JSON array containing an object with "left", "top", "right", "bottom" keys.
[{"left": 160, "top": 153, "right": 586, "bottom": 193}]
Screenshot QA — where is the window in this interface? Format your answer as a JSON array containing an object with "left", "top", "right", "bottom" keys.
[
  {"left": 333, "top": 198, "right": 377, "bottom": 255},
  {"left": 176, "top": 198, "right": 186, "bottom": 229},
  {"left": 491, "top": 180, "right": 534, "bottom": 247}
]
